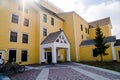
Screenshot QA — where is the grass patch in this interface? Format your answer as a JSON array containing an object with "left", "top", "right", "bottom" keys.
[{"left": 79, "top": 62, "right": 120, "bottom": 72}]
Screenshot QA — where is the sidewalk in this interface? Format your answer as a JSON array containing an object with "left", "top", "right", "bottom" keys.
[{"left": 10, "top": 62, "right": 120, "bottom": 80}]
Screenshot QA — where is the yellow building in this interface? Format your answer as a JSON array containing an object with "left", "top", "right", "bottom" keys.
[{"left": 0, "top": 0, "right": 120, "bottom": 65}]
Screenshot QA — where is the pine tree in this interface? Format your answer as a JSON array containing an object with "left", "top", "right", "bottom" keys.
[{"left": 94, "top": 25, "right": 109, "bottom": 62}]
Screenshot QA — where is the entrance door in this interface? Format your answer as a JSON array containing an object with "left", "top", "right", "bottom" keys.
[
  {"left": 47, "top": 52, "right": 52, "bottom": 63},
  {"left": 9, "top": 50, "right": 16, "bottom": 62},
  {"left": 0, "top": 51, "right": 4, "bottom": 64}
]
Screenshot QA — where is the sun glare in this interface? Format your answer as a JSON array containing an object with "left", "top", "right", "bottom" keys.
[{"left": 22, "top": 0, "right": 26, "bottom": 12}]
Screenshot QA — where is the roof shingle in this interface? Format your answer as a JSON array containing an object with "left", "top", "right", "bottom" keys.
[
  {"left": 114, "top": 39, "right": 120, "bottom": 46},
  {"left": 41, "top": 31, "right": 62, "bottom": 45},
  {"left": 89, "top": 17, "right": 111, "bottom": 28},
  {"left": 80, "top": 36, "right": 116, "bottom": 46}
]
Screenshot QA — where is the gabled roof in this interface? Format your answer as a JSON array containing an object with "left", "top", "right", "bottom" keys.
[
  {"left": 41, "top": 31, "right": 62, "bottom": 45},
  {"left": 89, "top": 17, "right": 111, "bottom": 28},
  {"left": 114, "top": 39, "right": 120, "bottom": 46},
  {"left": 80, "top": 36, "right": 116, "bottom": 46}
]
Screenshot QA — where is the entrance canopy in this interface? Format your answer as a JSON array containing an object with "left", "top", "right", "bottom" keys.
[{"left": 40, "top": 30, "right": 70, "bottom": 64}]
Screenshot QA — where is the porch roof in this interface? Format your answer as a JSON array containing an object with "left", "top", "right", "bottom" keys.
[
  {"left": 80, "top": 36, "right": 116, "bottom": 46},
  {"left": 114, "top": 39, "right": 120, "bottom": 46},
  {"left": 41, "top": 31, "right": 62, "bottom": 45}
]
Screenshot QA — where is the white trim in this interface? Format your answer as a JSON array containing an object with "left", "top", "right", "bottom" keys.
[
  {"left": 111, "top": 42, "right": 116, "bottom": 60},
  {"left": 52, "top": 46, "right": 57, "bottom": 63},
  {"left": 20, "top": 50, "right": 28, "bottom": 62},
  {"left": 39, "top": 10, "right": 43, "bottom": 63},
  {"left": 40, "top": 10, "right": 43, "bottom": 44},
  {"left": 66, "top": 48, "right": 71, "bottom": 61},
  {"left": 54, "top": 32, "right": 70, "bottom": 46},
  {"left": 40, "top": 31, "right": 71, "bottom": 64},
  {"left": 72, "top": 14, "right": 78, "bottom": 61},
  {"left": 40, "top": 46, "right": 45, "bottom": 63},
  {"left": 8, "top": 49, "right": 17, "bottom": 62}
]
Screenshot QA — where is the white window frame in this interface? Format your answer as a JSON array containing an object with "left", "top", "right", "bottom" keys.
[
  {"left": 23, "top": 18, "right": 30, "bottom": 27},
  {"left": 18, "top": 6, "right": 29, "bottom": 14},
  {"left": 9, "top": 31, "right": 18, "bottom": 43},
  {"left": 51, "top": 17, "right": 54, "bottom": 26},
  {"left": 43, "top": 28, "right": 47, "bottom": 36},
  {"left": 10, "top": 13, "right": 20, "bottom": 24},
  {"left": 43, "top": 14, "right": 47, "bottom": 23}
]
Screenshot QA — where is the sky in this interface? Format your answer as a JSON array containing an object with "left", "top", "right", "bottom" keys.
[{"left": 47, "top": 0, "right": 120, "bottom": 39}]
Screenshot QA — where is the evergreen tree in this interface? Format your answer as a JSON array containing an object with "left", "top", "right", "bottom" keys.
[{"left": 94, "top": 25, "right": 109, "bottom": 62}]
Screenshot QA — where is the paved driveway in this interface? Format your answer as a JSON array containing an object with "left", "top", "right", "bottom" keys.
[{"left": 10, "top": 62, "right": 120, "bottom": 80}]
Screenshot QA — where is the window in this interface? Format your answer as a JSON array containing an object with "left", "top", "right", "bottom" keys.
[
  {"left": 93, "top": 49, "right": 97, "bottom": 57},
  {"left": 24, "top": 18, "right": 29, "bottom": 27},
  {"left": 43, "top": 28, "right": 47, "bottom": 36},
  {"left": 51, "top": 17, "right": 54, "bottom": 26},
  {"left": 81, "top": 35, "right": 83, "bottom": 39},
  {"left": 85, "top": 28, "right": 87, "bottom": 33},
  {"left": 24, "top": 8, "right": 28, "bottom": 14},
  {"left": 22, "top": 34, "right": 28, "bottom": 43},
  {"left": 43, "top": 14, "right": 47, "bottom": 23},
  {"left": 18, "top": 6, "right": 28, "bottom": 14},
  {"left": 81, "top": 24, "right": 83, "bottom": 31},
  {"left": 18, "top": 6, "right": 23, "bottom": 11},
  {"left": 10, "top": 31, "right": 17, "bottom": 42},
  {"left": 118, "top": 51, "right": 120, "bottom": 60},
  {"left": 21, "top": 50, "right": 28, "bottom": 62},
  {"left": 11, "top": 14, "right": 19, "bottom": 24},
  {"left": 56, "top": 39, "right": 59, "bottom": 42},
  {"left": 88, "top": 29, "right": 89, "bottom": 34},
  {"left": 9, "top": 50, "right": 17, "bottom": 62}
]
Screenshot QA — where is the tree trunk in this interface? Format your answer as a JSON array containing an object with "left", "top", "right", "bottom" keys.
[{"left": 100, "top": 54, "right": 103, "bottom": 62}]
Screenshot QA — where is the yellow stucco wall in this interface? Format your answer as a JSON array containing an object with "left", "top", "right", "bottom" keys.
[
  {"left": 89, "top": 25, "right": 112, "bottom": 39},
  {"left": 79, "top": 44, "right": 113, "bottom": 61},
  {"left": 0, "top": 0, "right": 39, "bottom": 65},
  {"left": 0, "top": 0, "right": 118, "bottom": 65},
  {"left": 58, "top": 12, "right": 77, "bottom": 61},
  {"left": 41, "top": 11, "right": 64, "bottom": 41},
  {"left": 58, "top": 12, "right": 90, "bottom": 62},
  {"left": 73, "top": 13, "right": 89, "bottom": 61}
]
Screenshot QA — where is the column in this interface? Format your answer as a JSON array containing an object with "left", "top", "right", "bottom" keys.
[
  {"left": 40, "top": 47, "right": 45, "bottom": 64},
  {"left": 52, "top": 47, "right": 57, "bottom": 64},
  {"left": 66, "top": 48, "right": 71, "bottom": 62},
  {"left": 111, "top": 42, "right": 116, "bottom": 61}
]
